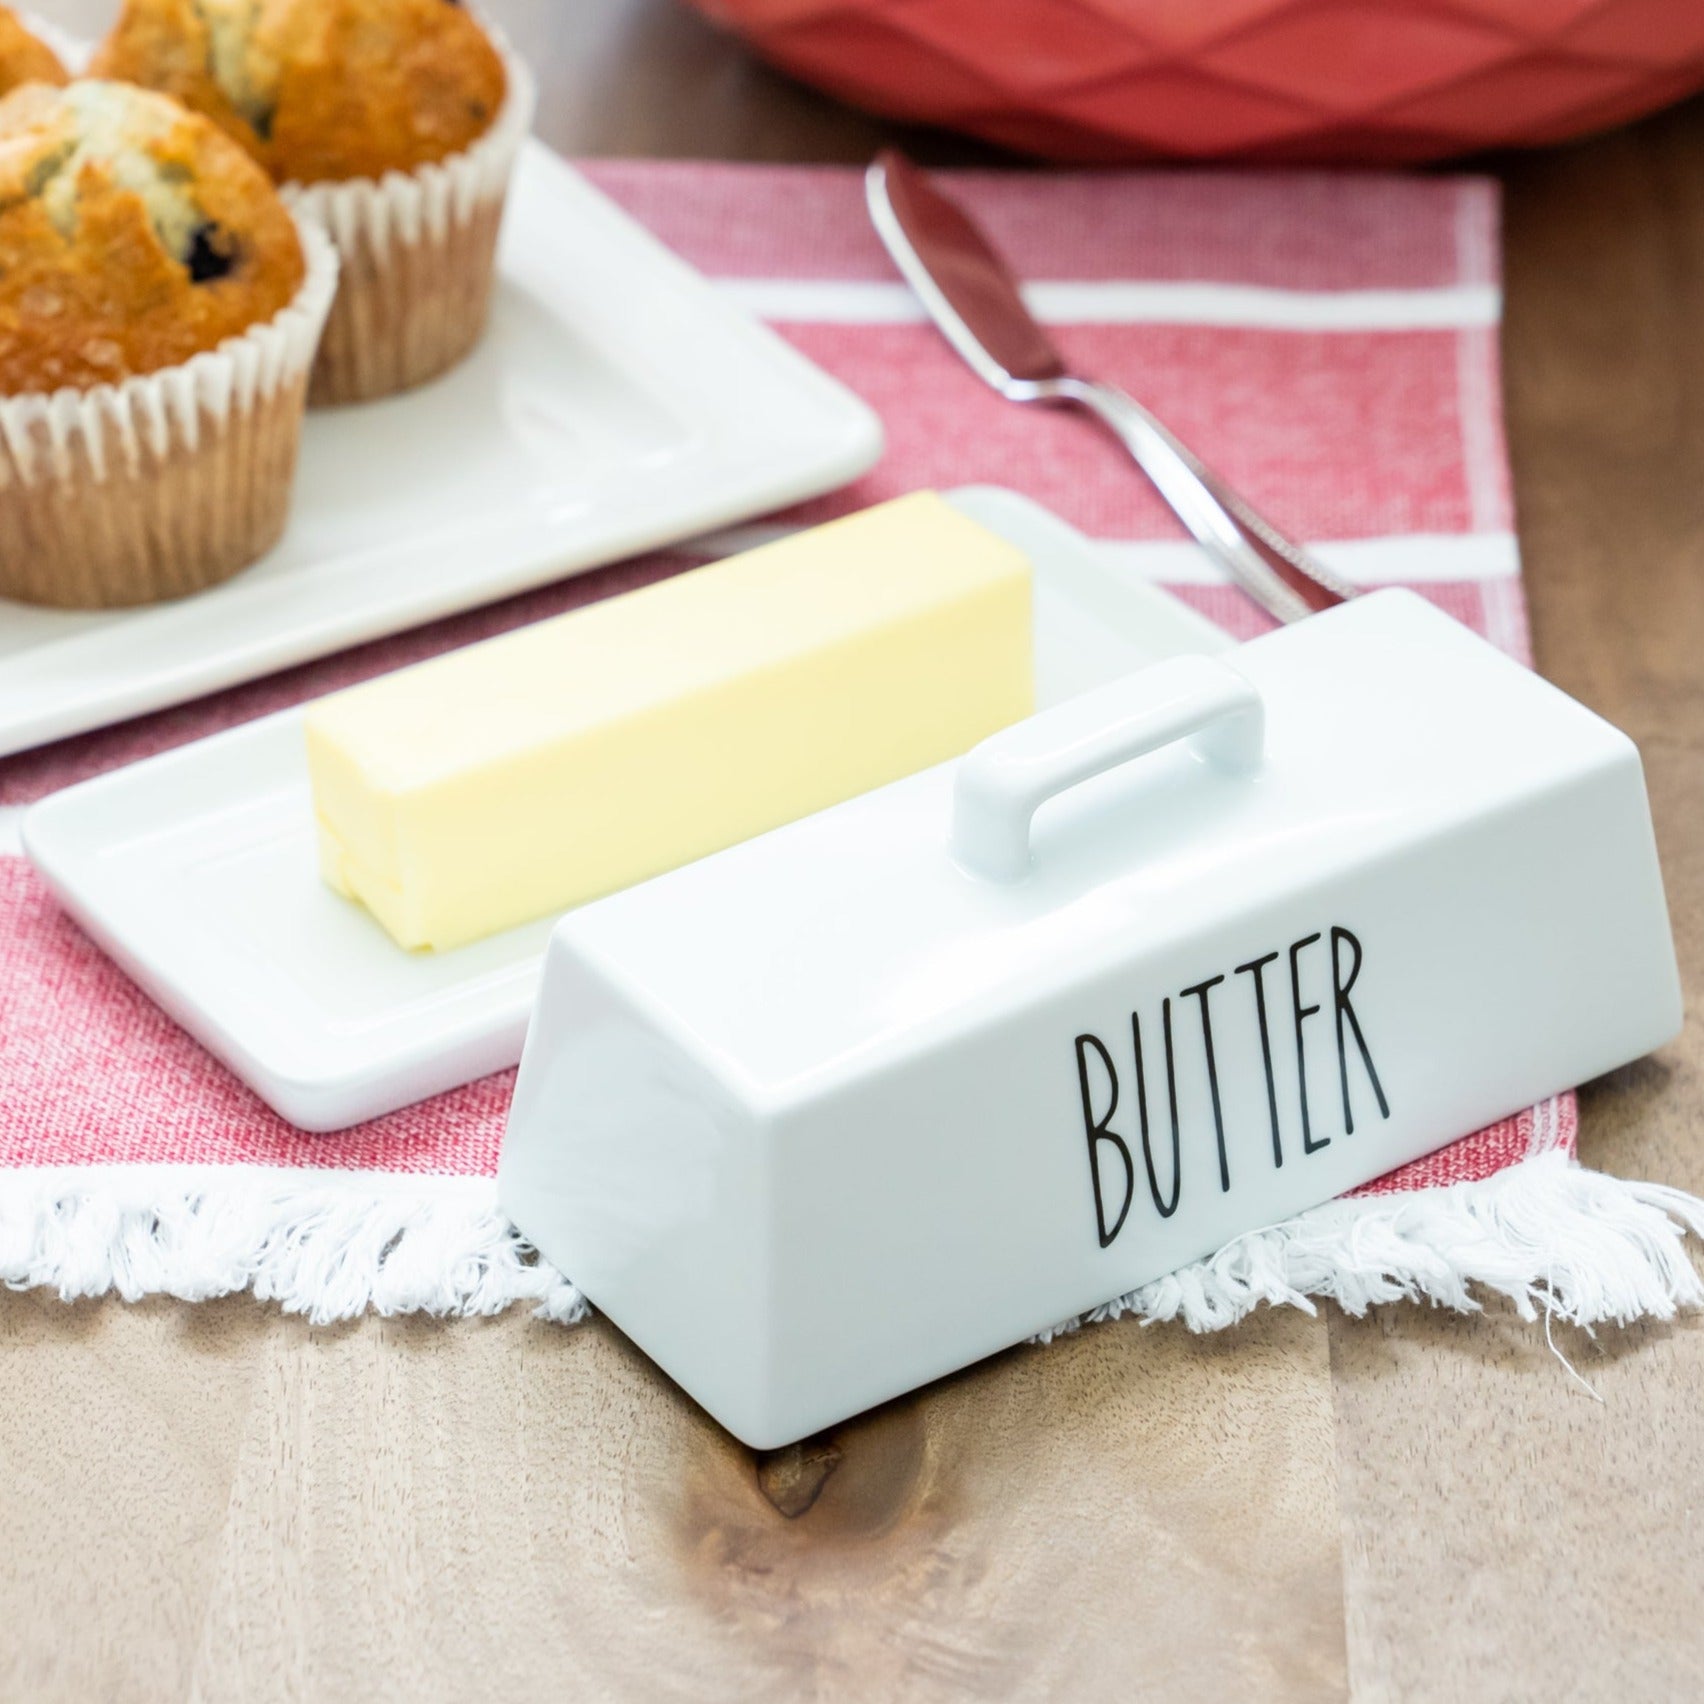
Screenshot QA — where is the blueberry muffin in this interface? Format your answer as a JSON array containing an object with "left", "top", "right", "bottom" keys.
[
  {"left": 0, "top": 6, "right": 66, "bottom": 95},
  {"left": 0, "top": 81, "right": 337, "bottom": 607},
  {"left": 96, "top": 0, "right": 534, "bottom": 404}
]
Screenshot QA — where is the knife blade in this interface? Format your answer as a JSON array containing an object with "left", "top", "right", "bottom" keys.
[{"left": 866, "top": 149, "right": 1354, "bottom": 623}]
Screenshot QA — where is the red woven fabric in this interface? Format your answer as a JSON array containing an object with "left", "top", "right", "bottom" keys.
[{"left": 0, "top": 159, "right": 1569, "bottom": 1194}]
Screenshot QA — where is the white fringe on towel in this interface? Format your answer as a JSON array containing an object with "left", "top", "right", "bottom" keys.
[
  {"left": 2, "top": 1153, "right": 1700, "bottom": 1338},
  {"left": 0, "top": 1167, "right": 587, "bottom": 1328},
  {"left": 1040, "top": 1151, "right": 1704, "bottom": 1339}
]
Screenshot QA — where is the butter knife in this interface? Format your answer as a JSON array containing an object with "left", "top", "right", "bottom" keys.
[{"left": 866, "top": 150, "right": 1354, "bottom": 624}]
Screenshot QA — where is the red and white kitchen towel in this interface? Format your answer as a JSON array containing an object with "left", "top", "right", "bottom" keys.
[{"left": 1, "top": 163, "right": 1699, "bottom": 1335}]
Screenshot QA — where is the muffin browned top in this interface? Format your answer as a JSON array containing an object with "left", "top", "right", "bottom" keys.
[
  {"left": 0, "top": 81, "right": 307, "bottom": 394},
  {"left": 0, "top": 6, "right": 67, "bottom": 94},
  {"left": 93, "top": 0, "right": 508, "bottom": 185}
]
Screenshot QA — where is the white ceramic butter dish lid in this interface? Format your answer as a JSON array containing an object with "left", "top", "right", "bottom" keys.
[{"left": 500, "top": 589, "right": 1682, "bottom": 1449}]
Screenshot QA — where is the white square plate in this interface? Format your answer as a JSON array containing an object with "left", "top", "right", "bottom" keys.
[
  {"left": 0, "top": 142, "right": 883, "bottom": 758},
  {"left": 23, "top": 489, "right": 1232, "bottom": 1132}
]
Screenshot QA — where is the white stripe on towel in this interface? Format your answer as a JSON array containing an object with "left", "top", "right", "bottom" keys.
[
  {"left": 686, "top": 524, "right": 1521, "bottom": 588},
  {"left": 721, "top": 278, "right": 1502, "bottom": 332}
]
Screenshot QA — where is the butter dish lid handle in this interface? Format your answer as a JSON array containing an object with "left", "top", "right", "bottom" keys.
[{"left": 949, "top": 655, "right": 1265, "bottom": 883}]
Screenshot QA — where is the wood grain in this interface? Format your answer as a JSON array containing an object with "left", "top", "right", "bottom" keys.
[
  {"left": 11, "top": 2, "right": 1704, "bottom": 1699},
  {"left": 1, "top": 1292, "right": 1345, "bottom": 1702}
]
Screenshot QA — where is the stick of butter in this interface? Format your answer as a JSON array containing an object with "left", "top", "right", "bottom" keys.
[{"left": 305, "top": 492, "right": 1034, "bottom": 951}]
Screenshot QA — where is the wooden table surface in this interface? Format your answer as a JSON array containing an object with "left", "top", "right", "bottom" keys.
[{"left": 6, "top": 4, "right": 1704, "bottom": 1699}]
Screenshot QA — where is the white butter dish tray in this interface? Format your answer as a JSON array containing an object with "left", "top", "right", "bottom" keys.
[
  {"left": 0, "top": 142, "right": 882, "bottom": 759},
  {"left": 22, "top": 488, "right": 1231, "bottom": 1132}
]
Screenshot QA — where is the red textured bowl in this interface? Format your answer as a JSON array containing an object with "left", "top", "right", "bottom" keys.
[{"left": 685, "top": 0, "right": 1704, "bottom": 163}]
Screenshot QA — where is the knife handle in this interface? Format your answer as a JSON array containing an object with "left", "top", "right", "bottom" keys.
[{"left": 1048, "top": 378, "right": 1355, "bottom": 623}]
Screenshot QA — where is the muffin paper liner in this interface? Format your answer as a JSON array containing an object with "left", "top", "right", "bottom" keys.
[
  {"left": 0, "top": 217, "right": 338, "bottom": 610},
  {"left": 285, "top": 34, "right": 536, "bottom": 407}
]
